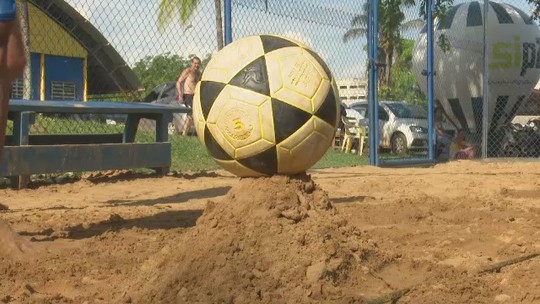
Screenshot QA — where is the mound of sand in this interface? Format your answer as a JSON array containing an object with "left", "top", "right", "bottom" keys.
[
  {"left": 0, "top": 220, "right": 33, "bottom": 258},
  {"left": 130, "top": 174, "right": 388, "bottom": 303}
]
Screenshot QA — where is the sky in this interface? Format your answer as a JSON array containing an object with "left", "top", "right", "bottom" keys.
[
  {"left": 64, "top": 0, "right": 368, "bottom": 79},
  {"left": 63, "top": 0, "right": 534, "bottom": 80}
]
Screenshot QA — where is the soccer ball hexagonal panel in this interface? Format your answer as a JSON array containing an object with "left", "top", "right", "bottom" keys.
[
  {"left": 192, "top": 35, "right": 339, "bottom": 177},
  {"left": 202, "top": 36, "right": 265, "bottom": 84}
]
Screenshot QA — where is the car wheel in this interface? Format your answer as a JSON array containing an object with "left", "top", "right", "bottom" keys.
[
  {"left": 502, "top": 145, "right": 520, "bottom": 157},
  {"left": 391, "top": 133, "right": 408, "bottom": 156}
]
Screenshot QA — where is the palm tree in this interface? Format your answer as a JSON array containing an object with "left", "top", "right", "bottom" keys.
[
  {"left": 158, "top": 0, "right": 224, "bottom": 50},
  {"left": 344, "top": 0, "right": 421, "bottom": 88}
]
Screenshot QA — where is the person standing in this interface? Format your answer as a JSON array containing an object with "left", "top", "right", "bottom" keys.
[
  {"left": 0, "top": 0, "right": 31, "bottom": 257},
  {"left": 176, "top": 56, "right": 201, "bottom": 136}
]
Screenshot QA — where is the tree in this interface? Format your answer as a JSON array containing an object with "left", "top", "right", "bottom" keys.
[
  {"left": 158, "top": 0, "right": 224, "bottom": 50},
  {"left": 132, "top": 53, "right": 210, "bottom": 95},
  {"left": 344, "top": 0, "right": 421, "bottom": 89},
  {"left": 379, "top": 39, "right": 425, "bottom": 104}
]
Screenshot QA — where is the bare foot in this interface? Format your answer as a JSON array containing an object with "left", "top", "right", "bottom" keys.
[{"left": 0, "top": 220, "right": 33, "bottom": 258}]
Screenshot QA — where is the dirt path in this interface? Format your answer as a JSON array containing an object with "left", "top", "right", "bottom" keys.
[{"left": 1, "top": 161, "right": 539, "bottom": 303}]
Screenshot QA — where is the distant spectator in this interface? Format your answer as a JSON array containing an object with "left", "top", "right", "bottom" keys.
[
  {"left": 450, "top": 129, "right": 476, "bottom": 160},
  {"left": 176, "top": 56, "right": 201, "bottom": 136}
]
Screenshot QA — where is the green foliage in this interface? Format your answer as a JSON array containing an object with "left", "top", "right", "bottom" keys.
[
  {"left": 28, "top": 116, "right": 124, "bottom": 135},
  {"left": 92, "top": 53, "right": 212, "bottom": 102},
  {"left": 312, "top": 149, "right": 369, "bottom": 169},
  {"left": 139, "top": 134, "right": 369, "bottom": 172},
  {"left": 132, "top": 53, "right": 210, "bottom": 96},
  {"left": 527, "top": 0, "right": 540, "bottom": 21},
  {"left": 168, "top": 137, "right": 220, "bottom": 171},
  {"left": 344, "top": 0, "right": 420, "bottom": 88},
  {"left": 417, "top": 0, "right": 454, "bottom": 52},
  {"left": 157, "top": 0, "right": 224, "bottom": 50},
  {"left": 18, "top": 116, "right": 368, "bottom": 173},
  {"left": 132, "top": 53, "right": 190, "bottom": 94},
  {"left": 379, "top": 39, "right": 425, "bottom": 104},
  {"left": 157, "top": 0, "right": 199, "bottom": 33},
  {"left": 87, "top": 93, "right": 138, "bottom": 102}
]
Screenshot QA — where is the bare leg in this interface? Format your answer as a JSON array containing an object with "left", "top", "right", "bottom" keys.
[
  {"left": 181, "top": 115, "right": 193, "bottom": 136},
  {"left": 0, "top": 23, "right": 12, "bottom": 158},
  {"left": 172, "top": 113, "right": 183, "bottom": 134},
  {"left": 0, "top": 18, "right": 25, "bottom": 159},
  {"left": 0, "top": 17, "right": 30, "bottom": 258}
]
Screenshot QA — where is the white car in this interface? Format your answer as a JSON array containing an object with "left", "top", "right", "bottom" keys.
[{"left": 349, "top": 101, "right": 455, "bottom": 155}]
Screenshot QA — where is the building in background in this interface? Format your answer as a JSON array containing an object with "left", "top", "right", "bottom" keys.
[
  {"left": 11, "top": 0, "right": 141, "bottom": 101},
  {"left": 336, "top": 77, "right": 367, "bottom": 105}
]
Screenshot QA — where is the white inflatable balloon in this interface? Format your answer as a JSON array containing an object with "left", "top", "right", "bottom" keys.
[{"left": 413, "top": 0, "right": 540, "bottom": 136}]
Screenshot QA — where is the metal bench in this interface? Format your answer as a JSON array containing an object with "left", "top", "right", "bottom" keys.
[{"left": 0, "top": 99, "right": 190, "bottom": 189}]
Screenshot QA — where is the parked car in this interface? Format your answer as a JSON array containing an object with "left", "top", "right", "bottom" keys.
[
  {"left": 141, "top": 82, "right": 178, "bottom": 104},
  {"left": 138, "top": 82, "right": 194, "bottom": 135},
  {"left": 349, "top": 100, "right": 456, "bottom": 155}
]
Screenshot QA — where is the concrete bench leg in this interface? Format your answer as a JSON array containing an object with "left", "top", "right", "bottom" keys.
[{"left": 123, "top": 115, "right": 140, "bottom": 143}]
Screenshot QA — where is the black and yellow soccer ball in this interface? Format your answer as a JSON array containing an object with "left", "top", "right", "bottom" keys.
[{"left": 193, "top": 35, "right": 339, "bottom": 177}]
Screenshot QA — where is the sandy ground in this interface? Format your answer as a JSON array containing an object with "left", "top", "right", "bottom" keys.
[{"left": 1, "top": 161, "right": 540, "bottom": 303}]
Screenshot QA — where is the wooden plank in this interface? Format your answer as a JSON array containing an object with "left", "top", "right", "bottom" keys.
[
  {"left": 0, "top": 143, "right": 171, "bottom": 176},
  {"left": 9, "top": 99, "right": 191, "bottom": 115},
  {"left": 4, "top": 134, "right": 123, "bottom": 146}
]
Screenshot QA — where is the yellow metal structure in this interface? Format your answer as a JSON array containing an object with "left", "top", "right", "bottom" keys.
[{"left": 28, "top": 3, "right": 88, "bottom": 100}]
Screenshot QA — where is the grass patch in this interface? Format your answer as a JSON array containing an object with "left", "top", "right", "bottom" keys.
[
  {"left": 166, "top": 136, "right": 368, "bottom": 172},
  {"left": 8, "top": 116, "right": 369, "bottom": 173},
  {"left": 312, "top": 149, "right": 369, "bottom": 169},
  {"left": 28, "top": 116, "right": 124, "bottom": 134},
  {"left": 169, "top": 136, "right": 220, "bottom": 172}
]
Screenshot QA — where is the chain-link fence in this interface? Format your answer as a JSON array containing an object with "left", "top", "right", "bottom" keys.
[
  {"left": 6, "top": 0, "right": 366, "bottom": 141},
  {"left": 376, "top": 0, "right": 539, "bottom": 163},
  {"left": 426, "top": 0, "right": 539, "bottom": 161},
  {"left": 231, "top": 0, "right": 367, "bottom": 156},
  {"left": 6, "top": 0, "right": 220, "bottom": 175},
  {"left": 6, "top": 0, "right": 538, "bottom": 179},
  {"left": 5, "top": 0, "right": 370, "bottom": 177},
  {"left": 367, "top": 0, "right": 431, "bottom": 162}
]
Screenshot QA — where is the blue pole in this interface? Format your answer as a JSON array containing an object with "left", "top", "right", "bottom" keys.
[
  {"left": 426, "top": 0, "right": 435, "bottom": 161},
  {"left": 224, "top": 0, "right": 232, "bottom": 45},
  {"left": 372, "top": 0, "right": 380, "bottom": 166},
  {"left": 367, "top": 0, "right": 376, "bottom": 165}
]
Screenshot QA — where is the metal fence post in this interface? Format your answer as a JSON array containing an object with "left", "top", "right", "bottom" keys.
[
  {"left": 224, "top": 0, "right": 232, "bottom": 45},
  {"left": 426, "top": 0, "right": 435, "bottom": 161},
  {"left": 368, "top": 0, "right": 376, "bottom": 166},
  {"left": 481, "top": 0, "right": 489, "bottom": 158},
  {"left": 372, "top": 0, "right": 380, "bottom": 166}
]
